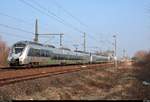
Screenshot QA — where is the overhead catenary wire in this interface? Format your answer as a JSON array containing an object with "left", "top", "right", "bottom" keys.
[
  {"left": 52, "top": 0, "right": 104, "bottom": 45},
  {"left": 19, "top": 0, "right": 83, "bottom": 34},
  {"left": 19, "top": 0, "right": 101, "bottom": 45},
  {"left": 19, "top": 0, "right": 84, "bottom": 46},
  {"left": 51, "top": 0, "right": 89, "bottom": 28},
  {"left": 30, "top": 0, "right": 84, "bottom": 34},
  {"left": 30, "top": 0, "right": 68, "bottom": 24},
  {"left": 0, "top": 1, "right": 110, "bottom": 52},
  {"left": 19, "top": 0, "right": 108, "bottom": 51},
  {"left": 0, "top": 12, "right": 62, "bottom": 44},
  {"left": 0, "top": 12, "right": 32, "bottom": 25},
  {"left": 0, "top": 23, "right": 34, "bottom": 34},
  {"left": 0, "top": 31, "right": 31, "bottom": 39},
  {"left": 0, "top": 12, "right": 51, "bottom": 31}
]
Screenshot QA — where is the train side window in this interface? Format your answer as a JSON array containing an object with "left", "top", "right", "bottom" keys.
[
  {"left": 28, "top": 48, "right": 53, "bottom": 57},
  {"left": 28, "top": 48, "right": 41, "bottom": 57},
  {"left": 31, "top": 48, "right": 39, "bottom": 57},
  {"left": 28, "top": 48, "right": 32, "bottom": 56},
  {"left": 39, "top": 49, "right": 42, "bottom": 57},
  {"left": 42, "top": 50, "right": 44, "bottom": 57},
  {"left": 43, "top": 50, "right": 45, "bottom": 57},
  {"left": 44, "top": 50, "right": 47, "bottom": 57},
  {"left": 38, "top": 49, "right": 41, "bottom": 57},
  {"left": 46, "top": 50, "right": 49, "bottom": 57},
  {"left": 43, "top": 50, "right": 46, "bottom": 57},
  {"left": 40, "top": 49, "right": 44, "bottom": 57},
  {"left": 33, "top": 49, "right": 36, "bottom": 56},
  {"left": 41, "top": 49, "right": 47, "bottom": 57},
  {"left": 38, "top": 49, "right": 40, "bottom": 57},
  {"left": 34, "top": 49, "right": 38, "bottom": 57},
  {"left": 49, "top": 51, "right": 52, "bottom": 57}
]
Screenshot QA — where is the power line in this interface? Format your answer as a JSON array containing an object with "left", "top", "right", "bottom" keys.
[
  {"left": 19, "top": 0, "right": 65, "bottom": 30},
  {"left": 30, "top": 0, "right": 84, "bottom": 33},
  {"left": 0, "top": 12, "right": 51, "bottom": 31},
  {"left": 0, "top": 31, "right": 30, "bottom": 39},
  {"left": 0, "top": 12, "right": 32, "bottom": 25},
  {"left": 51, "top": 0, "right": 101, "bottom": 44},
  {"left": 83, "top": 32, "right": 86, "bottom": 52},
  {"left": 19, "top": 0, "right": 83, "bottom": 33},
  {"left": 30, "top": 0, "right": 67, "bottom": 24},
  {"left": 19, "top": 0, "right": 87, "bottom": 48},
  {"left": 20, "top": 0, "right": 101, "bottom": 45},
  {"left": 0, "top": 23, "right": 34, "bottom": 34},
  {"left": 19, "top": 0, "right": 107, "bottom": 51},
  {"left": 52, "top": 0, "right": 89, "bottom": 28}
]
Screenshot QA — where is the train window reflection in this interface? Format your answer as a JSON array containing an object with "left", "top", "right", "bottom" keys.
[{"left": 15, "top": 47, "right": 24, "bottom": 54}]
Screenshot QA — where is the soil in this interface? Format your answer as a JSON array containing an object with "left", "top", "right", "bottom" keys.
[{"left": 0, "top": 62, "right": 149, "bottom": 100}]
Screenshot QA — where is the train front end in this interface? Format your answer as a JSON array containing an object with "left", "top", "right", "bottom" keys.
[{"left": 8, "top": 41, "right": 27, "bottom": 66}]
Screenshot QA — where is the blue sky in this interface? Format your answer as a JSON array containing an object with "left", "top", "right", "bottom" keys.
[{"left": 0, "top": 0, "right": 150, "bottom": 57}]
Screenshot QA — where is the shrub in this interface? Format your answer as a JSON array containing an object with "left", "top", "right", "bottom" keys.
[
  {"left": 133, "top": 51, "right": 150, "bottom": 82},
  {"left": 133, "top": 50, "right": 148, "bottom": 65}
]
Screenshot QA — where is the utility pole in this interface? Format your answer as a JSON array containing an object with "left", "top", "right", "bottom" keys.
[
  {"left": 83, "top": 32, "right": 86, "bottom": 52},
  {"left": 113, "top": 35, "right": 117, "bottom": 68},
  {"left": 33, "top": 19, "right": 64, "bottom": 46},
  {"left": 123, "top": 49, "right": 126, "bottom": 58},
  {"left": 73, "top": 44, "right": 79, "bottom": 63},
  {"left": 113, "top": 35, "right": 117, "bottom": 57},
  {"left": 123, "top": 49, "right": 128, "bottom": 61},
  {"left": 34, "top": 19, "right": 39, "bottom": 43},
  {"left": 60, "top": 34, "right": 63, "bottom": 47}
]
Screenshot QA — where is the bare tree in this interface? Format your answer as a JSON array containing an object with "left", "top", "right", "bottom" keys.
[
  {"left": 133, "top": 50, "right": 148, "bottom": 64},
  {"left": 133, "top": 50, "right": 150, "bottom": 82},
  {"left": 0, "top": 36, "right": 9, "bottom": 66}
]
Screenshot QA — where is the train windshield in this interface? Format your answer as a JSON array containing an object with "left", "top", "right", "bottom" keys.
[
  {"left": 13, "top": 43, "right": 26, "bottom": 54},
  {"left": 15, "top": 47, "right": 24, "bottom": 54}
]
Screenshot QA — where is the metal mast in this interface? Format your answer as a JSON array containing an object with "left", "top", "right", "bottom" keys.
[
  {"left": 34, "top": 19, "right": 39, "bottom": 43},
  {"left": 113, "top": 35, "right": 117, "bottom": 68},
  {"left": 33, "top": 19, "right": 64, "bottom": 46},
  {"left": 83, "top": 32, "right": 86, "bottom": 52},
  {"left": 60, "top": 34, "right": 63, "bottom": 47}
]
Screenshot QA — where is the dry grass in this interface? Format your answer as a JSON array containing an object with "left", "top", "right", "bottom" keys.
[
  {"left": 0, "top": 60, "right": 149, "bottom": 100},
  {"left": 131, "top": 51, "right": 150, "bottom": 99},
  {"left": 0, "top": 65, "right": 136, "bottom": 100}
]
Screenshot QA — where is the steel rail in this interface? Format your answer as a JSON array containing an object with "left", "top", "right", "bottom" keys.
[{"left": 0, "top": 63, "right": 113, "bottom": 87}]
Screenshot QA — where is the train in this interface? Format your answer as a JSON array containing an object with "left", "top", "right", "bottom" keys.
[{"left": 7, "top": 41, "right": 111, "bottom": 66}]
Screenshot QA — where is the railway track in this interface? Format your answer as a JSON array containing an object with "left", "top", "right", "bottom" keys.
[
  {"left": 0, "top": 62, "right": 110, "bottom": 72},
  {"left": 0, "top": 64, "right": 79, "bottom": 72},
  {"left": 0, "top": 63, "right": 113, "bottom": 87}
]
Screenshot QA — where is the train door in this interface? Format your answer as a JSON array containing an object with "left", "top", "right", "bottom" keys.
[{"left": 90, "top": 53, "right": 93, "bottom": 64}]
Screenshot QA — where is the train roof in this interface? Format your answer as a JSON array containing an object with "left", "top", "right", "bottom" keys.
[
  {"left": 74, "top": 50, "right": 89, "bottom": 54},
  {"left": 59, "top": 47, "right": 71, "bottom": 51},
  {"left": 14, "top": 41, "right": 55, "bottom": 48},
  {"left": 45, "top": 45, "right": 55, "bottom": 48}
]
